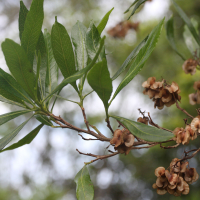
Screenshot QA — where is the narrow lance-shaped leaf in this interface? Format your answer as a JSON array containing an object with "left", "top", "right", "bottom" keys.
[
  {"left": 172, "top": 0, "right": 200, "bottom": 46},
  {"left": 71, "top": 22, "right": 88, "bottom": 91},
  {"left": 97, "top": 7, "right": 114, "bottom": 35},
  {"left": 74, "top": 165, "right": 94, "bottom": 200},
  {"left": 19, "top": 1, "right": 47, "bottom": 100},
  {"left": 112, "top": 35, "right": 148, "bottom": 80},
  {"left": 0, "top": 110, "right": 31, "bottom": 126},
  {"left": 51, "top": 17, "right": 78, "bottom": 91},
  {"left": 18, "top": 1, "right": 29, "bottom": 41},
  {"left": 110, "top": 115, "right": 174, "bottom": 142},
  {"left": 1, "top": 39, "right": 36, "bottom": 100},
  {"left": 183, "top": 18, "right": 199, "bottom": 56},
  {"left": 87, "top": 59, "right": 112, "bottom": 114},
  {"left": 86, "top": 23, "right": 105, "bottom": 61},
  {"left": 109, "top": 18, "right": 164, "bottom": 105},
  {"left": 0, "top": 116, "right": 33, "bottom": 151},
  {"left": 44, "top": 29, "right": 58, "bottom": 94},
  {"left": 0, "top": 95, "right": 26, "bottom": 108},
  {"left": 36, "top": 32, "right": 47, "bottom": 99},
  {"left": 0, "top": 124, "right": 44, "bottom": 152},
  {"left": 43, "top": 36, "right": 106, "bottom": 102},
  {"left": 0, "top": 68, "right": 33, "bottom": 104},
  {"left": 124, "top": 0, "right": 139, "bottom": 14},
  {"left": 35, "top": 115, "right": 53, "bottom": 126},
  {"left": 21, "top": 0, "right": 44, "bottom": 65},
  {"left": 165, "top": 16, "right": 186, "bottom": 60},
  {"left": 71, "top": 21, "right": 88, "bottom": 71},
  {"left": 127, "top": 0, "right": 149, "bottom": 20}
]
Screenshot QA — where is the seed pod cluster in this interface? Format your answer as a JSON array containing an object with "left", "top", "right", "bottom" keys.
[
  {"left": 110, "top": 128, "right": 135, "bottom": 155},
  {"left": 153, "top": 158, "right": 199, "bottom": 196},
  {"left": 107, "top": 21, "right": 139, "bottom": 38},
  {"left": 142, "top": 77, "right": 181, "bottom": 109},
  {"left": 189, "top": 81, "right": 200, "bottom": 105},
  {"left": 182, "top": 59, "right": 198, "bottom": 75},
  {"left": 173, "top": 124, "right": 197, "bottom": 145}
]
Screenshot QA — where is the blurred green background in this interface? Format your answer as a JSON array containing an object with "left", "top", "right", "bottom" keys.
[{"left": 0, "top": 0, "right": 200, "bottom": 199}]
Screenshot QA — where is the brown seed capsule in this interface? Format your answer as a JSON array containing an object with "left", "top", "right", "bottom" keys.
[
  {"left": 137, "top": 117, "right": 149, "bottom": 125},
  {"left": 182, "top": 59, "right": 197, "bottom": 75},
  {"left": 191, "top": 116, "right": 200, "bottom": 133},
  {"left": 156, "top": 177, "right": 168, "bottom": 188},
  {"left": 193, "top": 80, "right": 200, "bottom": 91},
  {"left": 184, "top": 168, "right": 199, "bottom": 184},
  {"left": 165, "top": 170, "right": 178, "bottom": 186},
  {"left": 157, "top": 188, "right": 167, "bottom": 195},
  {"left": 114, "top": 144, "right": 132, "bottom": 155},
  {"left": 185, "top": 125, "right": 197, "bottom": 140},
  {"left": 110, "top": 129, "right": 123, "bottom": 147},
  {"left": 189, "top": 93, "right": 200, "bottom": 105},
  {"left": 170, "top": 158, "right": 181, "bottom": 173},
  {"left": 182, "top": 181, "right": 190, "bottom": 195},
  {"left": 155, "top": 167, "right": 166, "bottom": 177},
  {"left": 142, "top": 77, "right": 156, "bottom": 88},
  {"left": 173, "top": 127, "right": 190, "bottom": 145}
]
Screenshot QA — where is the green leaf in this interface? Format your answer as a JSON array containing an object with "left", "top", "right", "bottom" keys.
[
  {"left": 21, "top": 0, "right": 44, "bottom": 65},
  {"left": 127, "top": 0, "right": 149, "bottom": 20},
  {"left": 0, "top": 68, "right": 33, "bottom": 104},
  {"left": 51, "top": 18, "right": 77, "bottom": 91},
  {"left": 71, "top": 22, "right": 88, "bottom": 91},
  {"left": 109, "top": 18, "right": 164, "bottom": 105},
  {"left": 43, "top": 36, "right": 106, "bottom": 102},
  {"left": 183, "top": 18, "right": 199, "bottom": 56},
  {"left": 87, "top": 59, "right": 112, "bottom": 112},
  {"left": 36, "top": 32, "right": 47, "bottom": 99},
  {"left": 0, "top": 110, "right": 31, "bottom": 126},
  {"left": 0, "top": 95, "right": 26, "bottom": 108},
  {"left": 112, "top": 35, "right": 148, "bottom": 80},
  {"left": 18, "top": 1, "right": 29, "bottom": 41},
  {"left": 165, "top": 16, "right": 186, "bottom": 60},
  {"left": 0, "top": 124, "right": 43, "bottom": 152},
  {"left": 172, "top": 0, "right": 200, "bottom": 46},
  {"left": 86, "top": 23, "right": 103, "bottom": 61},
  {"left": 110, "top": 115, "right": 174, "bottom": 142},
  {"left": 124, "top": 0, "right": 139, "bottom": 14},
  {"left": 1, "top": 39, "right": 36, "bottom": 100},
  {"left": 97, "top": 8, "right": 114, "bottom": 35},
  {"left": 74, "top": 165, "right": 94, "bottom": 200},
  {"left": 71, "top": 21, "right": 88, "bottom": 71},
  {"left": 44, "top": 29, "right": 58, "bottom": 94},
  {"left": 0, "top": 116, "right": 32, "bottom": 151},
  {"left": 35, "top": 115, "right": 53, "bottom": 126}
]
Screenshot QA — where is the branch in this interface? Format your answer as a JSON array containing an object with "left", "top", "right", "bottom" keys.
[
  {"left": 78, "top": 134, "right": 100, "bottom": 141},
  {"left": 106, "top": 118, "right": 114, "bottom": 134},
  {"left": 173, "top": 94, "right": 194, "bottom": 119},
  {"left": 76, "top": 149, "right": 119, "bottom": 164},
  {"left": 48, "top": 113, "right": 111, "bottom": 142},
  {"left": 81, "top": 107, "right": 91, "bottom": 133}
]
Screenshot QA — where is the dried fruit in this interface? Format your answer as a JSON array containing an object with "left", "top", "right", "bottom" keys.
[
  {"left": 182, "top": 59, "right": 198, "bottom": 75},
  {"left": 142, "top": 77, "right": 181, "bottom": 109}
]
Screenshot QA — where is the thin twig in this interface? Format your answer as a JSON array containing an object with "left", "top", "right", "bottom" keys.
[
  {"left": 173, "top": 94, "right": 194, "bottom": 119},
  {"left": 106, "top": 119, "right": 114, "bottom": 134},
  {"left": 148, "top": 112, "right": 173, "bottom": 132},
  {"left": 76, "top": 149, "right": 119, "bottom": 163},
  {"left": 81, "top": 107, "right": 91, "bottom": 132},
  {"left": 160, "top": 143, "right": 179, "bottom": 149},
  {"left": 78, "top": 134, "right": 100, "bottom": 141},
  {"left": 132, "top": 143, "right": 157, "bottom": 149},
  {"left": 48, "top": 113, "right": 111, "bottom": 142}
]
